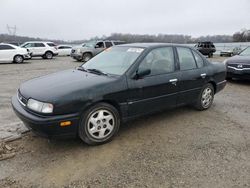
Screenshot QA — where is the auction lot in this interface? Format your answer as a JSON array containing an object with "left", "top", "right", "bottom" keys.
[{"left": 0, "top": 56, "right": 250, "bottom": 187}]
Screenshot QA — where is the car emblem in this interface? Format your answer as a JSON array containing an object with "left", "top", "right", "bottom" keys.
[{"left": 237, "top": 64, "right": 243, "bottom": 68}]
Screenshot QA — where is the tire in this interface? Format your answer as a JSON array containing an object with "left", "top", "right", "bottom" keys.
[
  {"left": 194, "top": 83, "right": 214, "bottom": 111},
  {"left": 82, "top": 53, "right": 92, "bottom": 62},
  {"left": 44, "top": 51, "right": 53, "bottom": 59},
  {"left": 78, "top": 103, "right": 120, "bottom": 145},
  {"left": 208, "top": 53, "right": 213, "bottom": 58},
  {"left": 14, "top": 55, "right": 24, "bottom": 63}
]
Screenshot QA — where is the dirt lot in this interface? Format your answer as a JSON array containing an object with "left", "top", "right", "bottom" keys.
[{"left": 0, "top": 56, "right": 250, "bottom": 188}]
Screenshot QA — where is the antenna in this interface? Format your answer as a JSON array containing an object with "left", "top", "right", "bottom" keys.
[{"left": 6, "top": 25, "right": 17, "bottom": 36}]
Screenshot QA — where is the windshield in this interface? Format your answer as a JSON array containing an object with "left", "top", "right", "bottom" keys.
[
  {"left": 84, "top": 41, "right": 96, "bottom": 48},
  {"left": 82, "top": 46, "right": 144, "bottom": 75},
  {"left": 239, "top": 47, "right": 250, "bottom": 56}
]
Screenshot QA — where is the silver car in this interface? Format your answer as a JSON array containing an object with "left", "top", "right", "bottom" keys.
[{"left": 71, "top": 40, "right": 125, "bottom": 62}]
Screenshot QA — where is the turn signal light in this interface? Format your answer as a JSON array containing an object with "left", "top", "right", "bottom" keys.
[{"left": 60, "top": 121, "right": 71, "bottom": 127}]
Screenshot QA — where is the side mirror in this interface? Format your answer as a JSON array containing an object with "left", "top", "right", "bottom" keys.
[{"left": 134, "top": 69, "right": 151, "bottom": 79}]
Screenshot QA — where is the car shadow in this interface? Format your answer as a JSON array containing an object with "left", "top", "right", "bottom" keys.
[
  {"left": 0, "top": 61, "right": 31, "bottom": 65},
  {"left": 30, "top": 106, "right": 193, "bottom": 150},
  {"left": 227, "top": 79, "right": 250, "bottom": 86}
]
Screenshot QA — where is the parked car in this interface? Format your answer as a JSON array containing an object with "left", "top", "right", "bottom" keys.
[
  {"left": 21, "top": 41, "right": 58, "bottom": 59},
  {"left": 195, "top": 41, "right": 216, "bottom": 58},
  {"left": 71, "top": 40, "right": 126, "bottom": 62},
  {"left": 223, "top": 46, "right": 250, "bottom": 80},
  {"left": 12, "top": 43, "right": 226, "bottom": 145},
  {"left": 220, "top": 47, "right": 242, "bottom": 57},
  {"left": 0, "top": 43, "right": 30, "bottom": 63},
  {"left": 57, "top": 45, "right": 72, "bottom": 56}
]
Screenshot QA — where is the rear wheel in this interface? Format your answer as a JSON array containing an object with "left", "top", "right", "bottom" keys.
[
  {"left": 14, "top": 55, "right": 24, "bottom": 63},
  {"left": 78, "top": 103, "right": 120, "bottom": 145},
  {"left": 194, "top": 83, "right": 214, "bottom": 110},
  {"left": 44, "top": 51, "right": 53, "bottom": 59}
]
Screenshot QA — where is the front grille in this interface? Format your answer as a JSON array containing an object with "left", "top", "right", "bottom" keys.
[
  {"left": 228, "top": 63, "right": 250, "bottom": 69},
  {"left": 17, "top": 91, "right": 28, "bottom": 106}
]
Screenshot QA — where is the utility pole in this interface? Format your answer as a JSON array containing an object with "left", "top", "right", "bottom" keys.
[{"left": 7, "top": 25, "right": 17, "bottom": 36}]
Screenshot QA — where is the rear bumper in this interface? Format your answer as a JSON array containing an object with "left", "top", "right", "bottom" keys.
[
  {"left": 216, "top": 80, "right": 227, "bottom": 93},
  {"left": 11, "top": 96, "right": 79, "bottom": 138}
]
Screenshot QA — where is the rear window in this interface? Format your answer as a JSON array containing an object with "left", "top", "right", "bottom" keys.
[
  {"left": 177, "top": 47, "right": 197, "bottom": 71},
  {"left": 47, "top": 43, "right": 56, "bottom": 47},
  {"left": 0, "top": 44, "right": 15, "bottom": 50}
]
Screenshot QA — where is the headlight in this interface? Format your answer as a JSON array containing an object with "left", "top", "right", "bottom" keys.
[{"left": 27, "top": 98, "right": 53, "bottom": 113}]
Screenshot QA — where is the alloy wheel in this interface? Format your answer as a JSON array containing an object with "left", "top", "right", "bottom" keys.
[
  {"left": 201, "top": 87, "right": 213, "bottom": 108},
  {"left": 87, "top": 109, "right": 115, "bottom": 139}
]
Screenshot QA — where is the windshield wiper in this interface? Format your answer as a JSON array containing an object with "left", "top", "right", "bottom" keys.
[
  {"left": 87, "top": 68, "right": 108, "bottom": 76},
  {"left": 76, "top": 66, "right": 88, "bottom": 72}
]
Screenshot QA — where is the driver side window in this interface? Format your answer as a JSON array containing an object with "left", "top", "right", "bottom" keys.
[
  {"left": 138, "top": 47, "right": 175, "bottom": 76},
  {"left": 95, "top": 42, "right": 104, "bottom": 48}
]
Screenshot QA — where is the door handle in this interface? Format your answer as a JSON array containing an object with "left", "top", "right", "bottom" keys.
[
  {"left": 200, "top": 73, "right": 206, "bottom": 78},
  {"left": 169, "top": 78, "right": 178, "bottom": 85}
]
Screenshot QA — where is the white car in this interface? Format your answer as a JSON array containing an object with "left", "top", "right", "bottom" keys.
[
  {"left": 0, "top": 43, "right": 30, "bottom": 63},
  {"left": 57, "top": 45, "right": 72, "bottom": 56},
  {"left": 21, "top": 41, "right": 58, "bottom": 59}
]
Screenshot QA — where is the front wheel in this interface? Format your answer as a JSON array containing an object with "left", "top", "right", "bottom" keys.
[
  {"left": 82, "top": 53, "right": 92, "bottom": 62},
  {"left": 78, "top": 103, "right": 120, "bottom": 145},
  {"left": 194, "top": 83, "right": 214, "bottom": 110},
  {"left": 14, "top": 55, "right": 24, "bottom": 63}
]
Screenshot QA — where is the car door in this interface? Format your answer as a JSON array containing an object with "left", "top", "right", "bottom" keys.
[
  {"left": 34, "top": 43, "right": 46, "bottom": 55},
  {"left": 175, "top": 47, "right": 207, "bottom": 105},
  {"left": 127, "top": 47, "right": 179, "bottom": 116},
  {"left": 93, "top": 42, "right": 105, "bottom": 56},
  {"left": 0, "top": 44, "right": 16, "bottom": 62}
]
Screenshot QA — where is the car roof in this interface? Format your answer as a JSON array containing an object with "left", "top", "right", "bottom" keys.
[
  {"left": 0, "top": 43, "right": 18, "bottom": 48},
  {"left": 118, "top": 43, "right": 192, "bottom": 49},
  {"left": 24, "top": 41, "right": 55, "bottom": 43}
]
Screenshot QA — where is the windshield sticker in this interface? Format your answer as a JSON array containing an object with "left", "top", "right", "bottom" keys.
[{"left": 127, "top": 48, "right": 144, "bottom": 53}]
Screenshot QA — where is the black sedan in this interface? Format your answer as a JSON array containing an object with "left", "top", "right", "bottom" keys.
[
  {"left": 224, "top": 46, "right": 250, "bottom": 80},
  {"left": 12, "top": 43, "right": 227, "bottom": 145}
]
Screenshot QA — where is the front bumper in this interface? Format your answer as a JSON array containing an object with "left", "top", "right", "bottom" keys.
[
  {"left": 11, "top": 96, "right": 80, "bottom": 138},
  {"left": 24, "top": 53, "right": 31, "bottom": 60},
  {"left": 71, "top": 53, "right": 82, "bottom": 60},
  {"left": 227, "top": 67, "right": 250, "bottom": 80},
  {"left": 53, "top": 52, "right": 59, "bottom": 56}
]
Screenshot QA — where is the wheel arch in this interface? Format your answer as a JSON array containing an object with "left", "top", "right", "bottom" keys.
[
  {"left": 82, "top": 51, "right": 93, "bottom": 56},
  {"left": 44, "top": 50, "right": 53, "bottom": 55},
  {"left": 82, "top": 99, "right": 122, "bottom": 118},
  {"left": 208, "top": 81, "right": 217, "bottom": 93}
]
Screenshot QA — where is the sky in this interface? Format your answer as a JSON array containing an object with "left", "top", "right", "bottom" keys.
[{"left": 0, "top": 0, "right": 250, "bottom": 41}]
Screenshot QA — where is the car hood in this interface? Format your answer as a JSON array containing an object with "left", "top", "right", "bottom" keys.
[
  {"left": 72, "top": 46, "right": 91, "bottom": 51},
  {"left": 19, "top": 69, "right": 117, "bottom": 103},
  {"left": 226, "top": 55, "right": 250, "bottom": 64}
]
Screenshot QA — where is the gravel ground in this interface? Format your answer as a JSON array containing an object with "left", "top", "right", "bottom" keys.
[{"left": 0, "top": 55, "right": 250, "bottom": 188}]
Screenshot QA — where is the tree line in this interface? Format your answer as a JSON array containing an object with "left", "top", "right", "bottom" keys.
[{"left": 0, "top": 28, "right": 249, "bottom": 44}]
